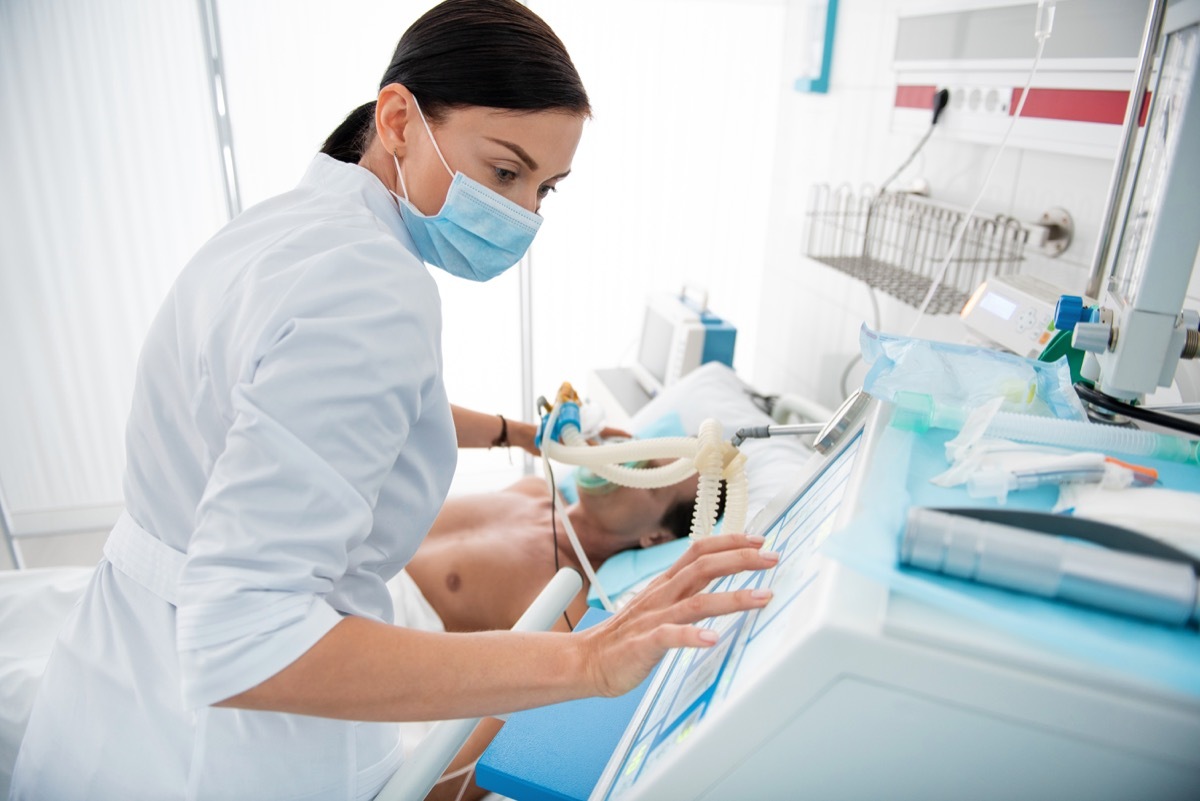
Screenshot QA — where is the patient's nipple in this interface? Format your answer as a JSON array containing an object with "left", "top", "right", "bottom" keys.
[{"left": 445, "top": 571, "right": 462, "bottom": 593}]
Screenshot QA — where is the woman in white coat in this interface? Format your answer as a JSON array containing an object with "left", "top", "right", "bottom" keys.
[{"left": 10, "top": 1, "right": 776, "bottom": 798}]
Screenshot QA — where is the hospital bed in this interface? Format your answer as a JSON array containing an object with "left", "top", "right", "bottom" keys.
[{"left": 0, "top": 362, "right": 811, "bottom": 799}]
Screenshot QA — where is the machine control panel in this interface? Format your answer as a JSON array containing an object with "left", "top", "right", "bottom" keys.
[{"left": 961, "top": 273, "right": 1071, "bottom": 358}]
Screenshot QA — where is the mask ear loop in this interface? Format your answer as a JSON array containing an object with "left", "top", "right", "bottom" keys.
[
  {"left": 410, "top": 94, "right": 454, "bottom": 178},
  {"left": 392, "top": 149, "right": 411, "bottom": 202}
]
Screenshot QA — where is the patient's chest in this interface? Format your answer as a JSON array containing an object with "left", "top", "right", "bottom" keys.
[{"left": 405, "top": 491, "right": 561, "bottom": 632}]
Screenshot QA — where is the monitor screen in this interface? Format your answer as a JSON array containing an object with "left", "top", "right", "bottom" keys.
[
  {"left": 597, "top": 431, "right": 863, "bottom": 800},
  {"left": 637, "top": 307, "right": 674, "bottom": 386}
]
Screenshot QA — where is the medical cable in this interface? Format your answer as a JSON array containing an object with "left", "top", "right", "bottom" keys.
[
  {"left": 906, "top": 2, "right": 1055, "bottom": 336},
  {"left": 1074, "top": 382, "right": 1200, "bottom": 438},
  {"left": 433, "top": 760, "right": 478, "bottom": 801},
  {"left": 545, "top": 458, "right": 574, "bottom": 631},
  {"left": 877, "top": 88, "right": 950, "bottom": 197},
  {"left": 539, "top": 397, "right": 616, "bottom": 611}
]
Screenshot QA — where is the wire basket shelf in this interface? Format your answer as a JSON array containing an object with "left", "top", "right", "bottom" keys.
[{"left": 804, "top": 185, "right": 1031, "bottom": 315}]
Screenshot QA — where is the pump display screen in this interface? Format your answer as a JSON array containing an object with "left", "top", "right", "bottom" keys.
[
  {"left": 597, "top": 433, "right": 862, "bottom": 800},
  {"left": 979, "top": 291, "right": 1017, "bottom": 320}
]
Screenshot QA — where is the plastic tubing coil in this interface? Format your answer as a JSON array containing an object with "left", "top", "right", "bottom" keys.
[
  {"left": 691, "top": 420, "right": 725, "bottom": 538},
  {"left": 547, "top": 420, "right": 750, "bottom": 539},
  {"left": 550, "top": 430, "right": 698, "bottom": 487},
  {"left": 985, "top": 412, "right": 1200, "bottom": 463}
]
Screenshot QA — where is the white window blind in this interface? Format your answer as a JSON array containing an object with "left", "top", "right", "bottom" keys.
[{"left": 0, "top": 0, "right": 228, "bottom": 556}]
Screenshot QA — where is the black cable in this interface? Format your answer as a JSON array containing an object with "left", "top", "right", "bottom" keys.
[
  {"left": 877, "top": 89, "right": 951, "bottom": 196},
  {"left": 546, "top": 459, "right": 573, "bottom": 632},
  {"left": 744, "top": 389, "right": 778, "bottom": 417},
  {"left": 1074, "top": 382, "right": 1200, "bottom": 437}
]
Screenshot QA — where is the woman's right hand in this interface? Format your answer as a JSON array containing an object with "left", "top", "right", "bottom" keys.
[{"left": 576, "top": 533, "right": 777, "bottom": 698}]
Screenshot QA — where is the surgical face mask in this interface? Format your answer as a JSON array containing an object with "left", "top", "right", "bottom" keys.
[{"left": 390, "top": 97, "right": 542, "bottom": 281}]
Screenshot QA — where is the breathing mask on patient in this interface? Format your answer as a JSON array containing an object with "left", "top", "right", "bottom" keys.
[
  {"left": 537, "top": 383, "right": 750, "bottom": 611},
  {"left": 574, "top": 437, "right": 649, "bottom": 495}
]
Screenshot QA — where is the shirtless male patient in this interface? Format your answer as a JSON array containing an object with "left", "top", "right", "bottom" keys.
[{"left": 399, "top": 463, "right": 721, "bottom": 801}]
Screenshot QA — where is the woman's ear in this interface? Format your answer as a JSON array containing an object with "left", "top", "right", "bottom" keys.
[{"left": 375, "top": 83, "right": 414, "bottom": 157}]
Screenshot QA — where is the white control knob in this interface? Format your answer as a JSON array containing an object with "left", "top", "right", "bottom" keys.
[{"left": 1072, "top": 322, "right": 1113, "bottom": 353}]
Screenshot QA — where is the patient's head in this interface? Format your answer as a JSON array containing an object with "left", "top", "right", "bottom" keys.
[{"left": 575, "top": 460, "right": 727, "bottom": 552}]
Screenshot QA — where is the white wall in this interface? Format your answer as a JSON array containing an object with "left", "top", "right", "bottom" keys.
[{"left": 750, "top": 0, "right": 1154, "bottom": 411}]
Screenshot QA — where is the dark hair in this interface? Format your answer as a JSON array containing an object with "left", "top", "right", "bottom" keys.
[
  {"left": 321, "top": 0, "right": 590, "bottom": 163},
  {"left": 660, "top": 481, "right": 728, "bottom": 542}
]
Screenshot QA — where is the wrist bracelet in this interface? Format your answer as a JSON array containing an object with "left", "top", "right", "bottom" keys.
[{"left": 492, "top": 414, "right": 509, "bottom": 448}]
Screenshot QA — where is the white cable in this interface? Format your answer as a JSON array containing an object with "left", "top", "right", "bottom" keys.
[
  {"left": 434, "top": 762, "right": 477, "bottom": 786},
  {"left": 538, "top": 402, "right": 615, "bottom": 611},
  {"left": 906, "top": 31, "right": 1050, "bottom": 336},
  {"left": 452, "top": 765, "right": 475, "bottom": 801}
]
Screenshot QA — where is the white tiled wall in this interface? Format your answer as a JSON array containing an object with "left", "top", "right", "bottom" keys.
[{"left": 749, "top": 0, "right": 1140, "bottom": 410}]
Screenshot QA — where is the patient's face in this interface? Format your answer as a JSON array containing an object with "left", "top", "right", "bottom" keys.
[{"left": 576, "top": 459, "right": 699, "bottom": 546}]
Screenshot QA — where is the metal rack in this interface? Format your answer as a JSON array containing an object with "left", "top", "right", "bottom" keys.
[{"left": 804, "top": 185, "right": 1031, "bottom": 314}]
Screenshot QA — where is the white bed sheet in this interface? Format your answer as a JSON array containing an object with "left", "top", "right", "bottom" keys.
[{"left": 0, "top": 566, "right": 94, "bottom": 798}]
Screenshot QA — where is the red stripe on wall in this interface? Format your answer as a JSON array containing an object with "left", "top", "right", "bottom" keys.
[
  {"left": 1138, "top": 90, "right": 1152, "bottom": 127},
  {"left": 1009, "top": 88, "right": 1150, "bottom": 126},
  {"left": 895, "top": 84, "right": 937, "bottom": 110}
]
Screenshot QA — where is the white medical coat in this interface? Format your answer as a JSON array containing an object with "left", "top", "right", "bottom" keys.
[{"left": 10, "top": 155, "right": 457, "bottom": 800}]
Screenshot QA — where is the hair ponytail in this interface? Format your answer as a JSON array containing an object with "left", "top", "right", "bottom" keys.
[{"left": 320, "top": 101, "right": 377, "bottom": 164}]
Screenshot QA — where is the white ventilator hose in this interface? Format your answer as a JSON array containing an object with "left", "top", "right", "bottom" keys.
[
  {"left": 542, "top": 417, "right": 749, "bottom": 538},
  {"left": 537, "top": 389, "right": 750, "bottom": 610}
]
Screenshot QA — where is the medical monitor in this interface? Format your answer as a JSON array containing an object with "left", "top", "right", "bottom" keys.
[
  {"left": 590, "top": 406, "right": 871, "bottom": 801},
  {"left": 630, "top": 293, "right": 736, "bottom": 398}
]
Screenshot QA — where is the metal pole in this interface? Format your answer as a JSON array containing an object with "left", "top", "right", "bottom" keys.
[
  {"left": 197, "top": 0, "right": 242, "bottom": 219},
  {"left": 1084, "top": 0, "right": 1167, "bottom": 299}
]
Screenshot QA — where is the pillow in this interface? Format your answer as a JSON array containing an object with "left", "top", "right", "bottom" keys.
[{"left": 586, "top": 362, "right": 814, "bottom": 608}]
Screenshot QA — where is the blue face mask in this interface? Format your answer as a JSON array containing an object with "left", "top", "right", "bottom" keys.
[{"left": 390, "top": 98, "right": 542, "bottom": 281}]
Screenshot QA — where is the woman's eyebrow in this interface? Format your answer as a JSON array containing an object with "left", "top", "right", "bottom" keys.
[{"left": 485, "top": 137, "right": 539, "bottom": 170}]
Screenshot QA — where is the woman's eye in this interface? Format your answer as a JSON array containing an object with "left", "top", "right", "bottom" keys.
[
  {"left": 537, "top": 184, "right": 557, "bottom": 199},
  {"left": 494, "top": 167, "right": 517, "bottom": 183}
]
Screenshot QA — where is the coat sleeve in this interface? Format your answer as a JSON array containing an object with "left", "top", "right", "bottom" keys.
[{"left": 174, "top": 237, "right": 443, "bottom": 708}]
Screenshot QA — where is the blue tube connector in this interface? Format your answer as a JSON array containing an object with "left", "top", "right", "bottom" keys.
[{"left": 535, "top": 400, "right": 581, "bottom": 449}]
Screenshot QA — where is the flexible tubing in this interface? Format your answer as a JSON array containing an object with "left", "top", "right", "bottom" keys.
[
  {"left": 545, "top": 413, "right": 753, "bottom": 539},
  {"left": 550, "top": 430, "right": 699, "bottom": 488},
  {"left": 689, "top": 420, "right": 725, "bottom": 537},
  {"left": 986, "top": 413, "right": 1200, "bottom": 464},
  {"left": 551, "top": 431, "right": 699, "bottom": 464},
  {"left": 721, "top": 452, "right": 749, "bottom": 535}
]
